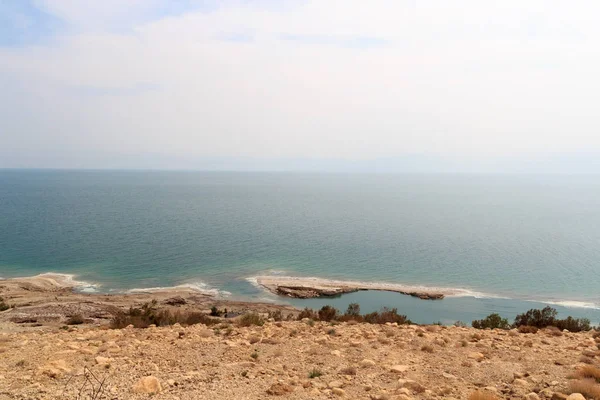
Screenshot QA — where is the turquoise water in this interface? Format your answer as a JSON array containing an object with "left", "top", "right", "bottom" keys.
[{"left": 1, "top": 170, "right": 599, "bottom": 324}]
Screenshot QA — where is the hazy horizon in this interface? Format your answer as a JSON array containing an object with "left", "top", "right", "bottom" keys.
[{"left": 2, "top": 1, "right": 600, "bottom": 172}]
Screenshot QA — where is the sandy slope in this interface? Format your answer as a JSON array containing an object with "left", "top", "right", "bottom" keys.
[{"left": 0, "top": 319, "right": 598, "bottom": 399}]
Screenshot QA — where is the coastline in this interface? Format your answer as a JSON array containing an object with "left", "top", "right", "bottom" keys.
[
  {"left": 0, "top": 274, "right": 297, "bottom": 333},
  {"left": 254, "top": 275, "right": 450, "bottom": 300}
]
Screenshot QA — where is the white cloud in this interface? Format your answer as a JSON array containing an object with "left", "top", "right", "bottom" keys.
[{"left": 2, "top": 0, "right": 600, "bottom": 168}]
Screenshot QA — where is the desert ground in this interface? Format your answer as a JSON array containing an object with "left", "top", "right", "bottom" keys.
[{"left": 0, "top": 275, "right": 599, "bottom": 400}]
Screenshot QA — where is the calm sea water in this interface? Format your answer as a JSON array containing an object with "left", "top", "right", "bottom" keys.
[{"left": 1, "top": 170, "right": 599, "bottom": 324}]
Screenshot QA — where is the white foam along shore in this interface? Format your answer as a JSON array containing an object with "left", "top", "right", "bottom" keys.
[
  {"left": 126, "top": 282, "right": 230, "bottom": 297},
  {"left": 254, "top": 275, "right": 463, "bottom": 300}
]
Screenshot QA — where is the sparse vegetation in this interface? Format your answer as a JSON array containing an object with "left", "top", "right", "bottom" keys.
[
  {"left": 110, "top": 300, "right": 219, "bottom": 328},
  {"left": 518, "top": 325, "right": 538, "bottom": 334},
  {"left": 318, "top": 305, "right": 338, "bottom": 321},
  {"left": 66, "top": 314, "right": 85, "bottom": 325},
  {"left": 267, "top": 310, "right": 283, "bottom": 321},
  {"left": 363, "top": 307, "right": 411, "bottom": 325},
  {"left": 569, "top": 378, "right": 600, "bottom": 400},
  {"left": 250, "top": 351, "right": 258, "bottom": 360},
  {"left": 575, "top": 365, "right": 600, "bottom": 383},
  {"left": 471, "top": 313, "right": 510, "bottom": 330},
  {"left": 339, "top": 366, "right": 357, "bottom": 375},
  {"left": 297, "top": 307, "right": 317, "bottom": 320},
  {"left": 514, "top": 306, "right": 591, "bottom": 332},
  {"left": 237, "top": 313, "right": 264, "bottom": 327},
  {"left": 308, "top": 368, "right": 323, "bottom": 379},
  {"left": 0, "top": 297, "right": 9, "bottom": 312}
]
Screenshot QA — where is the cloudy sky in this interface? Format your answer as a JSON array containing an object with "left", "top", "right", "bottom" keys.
[{"left": 1, "top": 0, "right": 600, "bottom": 171}]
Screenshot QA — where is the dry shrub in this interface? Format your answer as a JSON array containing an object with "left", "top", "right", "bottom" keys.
[
  {"left": 297, "top": 308, "right": 317, "bottom": 320},
  {"left": 545, "top": 326, "right": 563, "bottom": 337},
  {"left": 249, "top": 335, "right": 261, "bottom": 344},
  {"left": 339, "top": 366, "right": 357, "bottom": 375},
  {"left": 468, "top": 390, "right": 499, "bottom": 400},
  {"left": 421, "top": 344, "right": 434, "bottom": 353},
  {"left": 569, "top": 378, "right": 600, "bottom": 400},
  {"left": 110, "top": 302, "right": 218, "bottom": 329},
  {"left": 426, "top": 325, "right": 440, "bottom": 332},
  {"left": 518, "top": 325, "right": 538, "bottom": 334},
  {"left": 575, "top": 365, "right": 600, "bottom": 382},
  {"left": 66, "top": 314, "right": 85, "bottom": 325},
  {"left": 237, "top": 313, "right": 264, "bottom": 327},
  {"left": 262, "top": 337, "right": 280, "bottom": 345}
]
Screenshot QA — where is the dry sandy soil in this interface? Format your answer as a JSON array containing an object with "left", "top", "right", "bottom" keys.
[{"left": 0, "top": 275, "right": 599, "bottom": 400}]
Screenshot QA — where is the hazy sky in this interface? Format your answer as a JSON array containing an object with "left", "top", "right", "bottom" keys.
[{"left": 1, "top": 1, "right": 600, "bottom": 171}]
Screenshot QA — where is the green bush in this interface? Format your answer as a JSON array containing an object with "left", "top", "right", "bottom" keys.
[
  {"left": 297, "top": 307, "right": 317, "bottom": 320},
  {"left": 513, "top": 306, "right": 591, "bottom": 332},
  {"left": 0, "top": 297, "right": 9, "bottom": 312},
  {"left": 110, "top": 300, "right": 218, "bottom": 328},
  {"left": 363, "top": 307, "right": 411, "bottom": 325},
  {"left": 318, "top": 305, "right": 338, "bottom": 321},
  {"left": 472, "top": 313, "right": 510, "bottom": 330}
]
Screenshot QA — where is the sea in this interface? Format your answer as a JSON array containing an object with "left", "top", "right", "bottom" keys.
[{"left": 1, "top": 169, "right": 599, "bottom": 325}]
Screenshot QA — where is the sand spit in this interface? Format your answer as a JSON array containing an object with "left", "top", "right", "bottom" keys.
[{"left": 255, "top": 276, "right": 452, "bottom": 300}]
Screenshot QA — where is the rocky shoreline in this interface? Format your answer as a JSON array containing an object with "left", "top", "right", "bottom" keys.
[{"left": 256, "top": 276, "right": 447, "bottom": 300}]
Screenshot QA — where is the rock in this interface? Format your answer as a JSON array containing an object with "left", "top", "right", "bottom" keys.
[
  {"left": 551, "top": 394, "right": 568, "bottom": 400},
  {"left": 442, "top": 372, "right": 456, "bottom": 379},
  {"left": 266, "top": 383, "right": 294, "bottom": 395},
  {"left": 524, "top": 393, "right": 540, "bottom": 400},
  {"left": 95, "top": 356, "right": 111, "bottom": 366},
  {"left": 390, "top": 365, "right": 409, "bottom": 373},
  {"left": 360, "top": 359, "right": 376, "bottom": 367},
  {"left": 514, "top": 379, "right": 529, "bottom": 387},
  {"left": 468, "top": 352, "right": 485, "bottom": 361},
  {"left": 566, "top": 395, "right": 585, "bottom": 400},
  {"left": 398, "top": 379, "right": 425, "bottom": 393},
  {"left": 328, "top": 380, "right": 344, "bottom": 389},
  {"left": 332, "top": 387, "right": 346, "bottom": 396},
  {"left": 331, "top": 350, "right": 342, "bottom": 357},
  {"left": 38, "top": 360, "right": 71, "bottom": 379},
  {"left": 133, "top": 376, "right": 162, "bottom": 394},
  {"left": 396, "top": 395, "right": 411, "bottom": 400},
  {"left": 397, "top": 387, "right": 411, "bottom": 395}
]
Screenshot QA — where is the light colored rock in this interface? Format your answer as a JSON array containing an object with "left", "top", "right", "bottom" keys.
[
  {"left": 524, "top": 393, "right": 540, "bottom": 400},
  {"left": 390, "top": 365, "right": 409, "bottom": 373},
  {"left": 514, "top": 378, "right": 529, "bottom": 387},
  {"left": 360, "top": 359, "right": 376, "bottom": 367},
  {"left": 331, "top": 350, "right": 342, "bottom": 357},
  {"left": 328, "top": 380, "right": 344, "bottom": 388},
  {"left": 133, "top": 376, "right": 162, "bottom": 394},
  {"left": 95, "top": 356, "right": 111, "bottom": 366},
  {"left": 468, "top": 352, "right": 485, "bottom": 361},
  {"left": 566, "top": 394, "right": 585, "bottom": 400},
  {"left": 38, "top": 360, "right": 71, "bottom": 379},
  {"left": 332, "top": 387, "right": 346, "bottom": 396}
]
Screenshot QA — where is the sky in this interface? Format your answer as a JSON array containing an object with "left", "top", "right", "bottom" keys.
[{"left": 1, "top": 0, "right": 600, "bottom": 172}]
